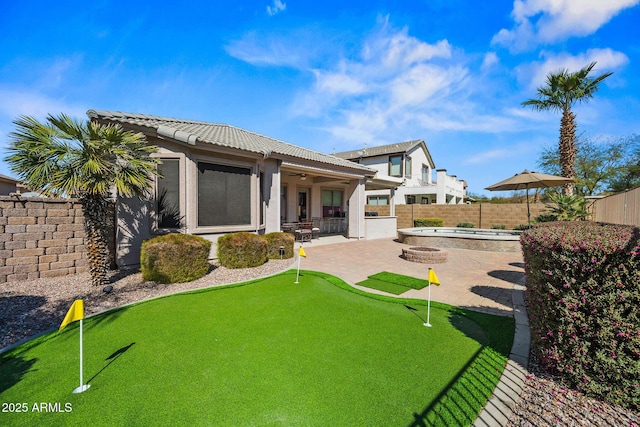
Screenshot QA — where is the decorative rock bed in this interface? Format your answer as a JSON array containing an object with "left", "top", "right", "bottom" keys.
[{"left": 401, "top": 246, "right": 448, "bottom": 264}]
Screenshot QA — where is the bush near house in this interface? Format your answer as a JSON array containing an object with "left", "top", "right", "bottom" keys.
[
  {"left": 413, "top": 218, "right": 444, "bottom": 227},
  {"left": 521, "top": 222, "right": 640, "bottom": 410},
  {"left": 141, "top": 234, "right": 212, "bottom": 284},
  {"left": 491, "top": 224, "right": 506, "bottom": 230},
  {"left": 264, "top": 232, "right": 295, "bottom": 260},
  {"left": 217, "top": 232, "right": 268, "bottom": 268}
]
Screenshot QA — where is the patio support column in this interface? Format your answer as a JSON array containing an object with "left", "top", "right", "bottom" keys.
[
  {"left": 389, "top": 186, "right": 396, "bottom": 216},
  {"left": 436, "top": 169, "right": 447, "bottom": 204},
  {"left": 347, "top": 178, "right": 365, "bottom": 239},
  {"left": 264, "top": 159, "right": 280, "bottom": 233}
]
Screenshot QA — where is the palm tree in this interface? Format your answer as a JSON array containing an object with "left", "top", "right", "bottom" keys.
[
  {"left": 5, "top": 114, "right": 158, "bottom": 287},
  {"left": 522, "top": 61, "right": 612, "bottom": 195}
]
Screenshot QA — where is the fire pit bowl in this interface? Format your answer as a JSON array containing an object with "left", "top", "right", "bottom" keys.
[{"left": 401, "top": 247, "right": 448, "bottom": 264}]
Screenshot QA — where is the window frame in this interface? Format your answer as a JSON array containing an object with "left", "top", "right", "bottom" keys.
[
  {"left": 153, "top": 155, "right": 185, "bottom": 232},
  {"left": 389, "top": 155, "right": 402, "bottom": 177},
  {"left": 367, "top": 195, "right": 389, "bottom": 206},
  {"left": 194, "top": 158, "right": 257, "bottom": 232},
  {"left": 322, "top": 188, "right": 344, "bottom": 217}
]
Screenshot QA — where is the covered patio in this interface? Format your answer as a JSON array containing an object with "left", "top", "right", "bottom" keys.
[{"left": 279, "top": 162, "right": 369, "bottom": 239}]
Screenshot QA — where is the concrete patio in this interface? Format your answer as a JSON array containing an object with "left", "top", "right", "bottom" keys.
[{"left": 296, "top": 236, "right": 524, "bottom": 317}]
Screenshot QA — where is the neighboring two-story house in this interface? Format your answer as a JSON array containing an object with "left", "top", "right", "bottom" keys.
[
  {"left": 0, "top": 173, "right": 30, "bottom": 196},
  {"left": 334, "top": 140, "right": 466, "bottom": 205}
]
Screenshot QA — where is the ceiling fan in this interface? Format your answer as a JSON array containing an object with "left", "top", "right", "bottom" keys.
[{"left": 289, "top": 172, "right": 308, "bottom": 180}]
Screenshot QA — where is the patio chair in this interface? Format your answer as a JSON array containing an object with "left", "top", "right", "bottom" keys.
[
  {"left": 295, "top": 222, "right": 313, "bottom": 242},
  {"left": 311, "top": 217, "right": 321, "bottom": 239}
]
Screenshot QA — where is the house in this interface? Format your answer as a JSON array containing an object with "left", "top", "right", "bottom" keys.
[
  {"left": 0, "top": 173, "right": 29, "bottom": 196},
  {"left": 88, "top": 110, "right": 390, "bottom": 267},
  {"left": 334, "top": 140, "right": 467, "bottom": 205}
]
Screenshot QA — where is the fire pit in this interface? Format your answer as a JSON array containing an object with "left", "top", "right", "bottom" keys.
[{"left": 401, "top": 247, "right": 448, "bottom": 264}]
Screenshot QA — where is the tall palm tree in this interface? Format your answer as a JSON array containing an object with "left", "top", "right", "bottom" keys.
[
  {"left": 5, "top": 114, "right": 158, "bottom": 287},
  {"left": 522, "top": 61, "right": 612, "bottom": 195}
]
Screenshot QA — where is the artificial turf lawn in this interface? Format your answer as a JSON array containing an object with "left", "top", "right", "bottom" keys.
[
  {"left": 0, "top": 270, "right": 514, "bottom": 426},
  {"left": 356, "top": 271, "right": 429, "bottom": 295}
]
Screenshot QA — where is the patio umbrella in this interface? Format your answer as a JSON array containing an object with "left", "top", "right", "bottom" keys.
[{"left": 485, "top": 170, "right": 574, "bottom": 226}]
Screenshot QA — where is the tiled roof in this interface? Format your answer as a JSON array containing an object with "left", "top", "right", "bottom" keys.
[
  {"left": 333, "top": 140, "right": 425, "bottom": 160},
  {"left": 87, "top": 110, "right": 375, "bottom": 175},
  {"left": 0, "top": 173, "right": 21, "bottom": 183}
]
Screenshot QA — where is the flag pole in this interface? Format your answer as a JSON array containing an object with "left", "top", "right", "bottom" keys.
[
  {"left": 424, "top": 268, "right": 432, "bottom": 327},
  {"left": 295, "top": 245, "right": 302, "bottom": 284},
  {"left": 73, "top": 319, "right": 90, "bottom": 394}
]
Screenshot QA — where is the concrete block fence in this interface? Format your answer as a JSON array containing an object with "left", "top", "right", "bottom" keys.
[
  {"left": 366, "top": 203, "right": 550, "bottom": 230},
  {"left": 1, "top": 195, "right": 549, "bottom": 283},
  {"left": 0, "top": 196, "right": 88, "bottom": 283}
]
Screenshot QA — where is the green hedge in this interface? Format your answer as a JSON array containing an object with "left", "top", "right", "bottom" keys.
[
  {"left": 264, "top": 232, "right": 295, "bottom": 260},
  {"left": 141, "top": 234, "right": 212, "bottom": 284},
  {"left": 521, "top": 222, "right": 640, "bottom": 410},
  {"left": 413, "top": 218, "right": 444, "bottom": 227},
  {"left": 217, "top": 232, "right": 268, "bottom": 269}
]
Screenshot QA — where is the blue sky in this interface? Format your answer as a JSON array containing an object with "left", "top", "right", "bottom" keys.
[{"left": 1, "top": 0, "right": 639, "bottom": 196}]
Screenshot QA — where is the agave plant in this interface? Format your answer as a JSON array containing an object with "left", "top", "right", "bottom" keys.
[
  {"left": 544, "top": 191, "right": 588, "bottom": 221},
  {"left": 5, "top": 114, "right": 158, "bottom": 286}
]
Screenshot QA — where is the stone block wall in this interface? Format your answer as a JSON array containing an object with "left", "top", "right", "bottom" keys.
[
  {"left": 0, "top": 196, "right": 88, "bottom": 283},
  {"left": 366, "top": 203, "right": 549, "bottom": 230}
]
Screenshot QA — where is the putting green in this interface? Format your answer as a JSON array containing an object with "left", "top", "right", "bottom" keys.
[{"left": 0, "top": 270, "right": 513, "bottom": 426}]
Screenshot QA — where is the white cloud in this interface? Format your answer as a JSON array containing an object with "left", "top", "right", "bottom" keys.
[
  {"left": 517, "top": 48, "right": 629, "bottom": 90},
  {"left": 0, "top": 88, "right": 87, "bottom": 122},
  {"left": 314, "top": 68, "right": 368, "bottom": 95},
  {"left": 463, "top": 149, "right": 511, "bottom": 165},
  {"left": 493, "top": 0, "right": 640, "bottom": 52},
  {"left": 481, "top": 52, "right": 499, "bottom": 71},
  {"left": 389, "top": 64, "right": 468, "bottom": 108},
  {"left": 231, "top": 17, "right": 530, "bottom": 148},
  {"left": 290, "top": 21, "right": 467, "bottom": 135},
  {"left": 266, "top": 0, "right": 286, "bottom": 16},
  {"left": 225, "top": 31, "right": 311, "bottom": 68}
]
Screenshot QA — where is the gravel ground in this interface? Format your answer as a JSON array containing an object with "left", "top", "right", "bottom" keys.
[
  {"left": 506, "top": 352, "right": 640, "bottom": 426},
  {"left": 2, "top": 261, "right": 639, "bottom": 426}
]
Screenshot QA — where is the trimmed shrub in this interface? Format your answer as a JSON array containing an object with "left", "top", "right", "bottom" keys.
[
  {"left": 456, "top": 222, "right": 475, "bottom": 228},
  {"left": 513, "top": 224, "right": 529, "bottom": 230},
  {"left": 264, "top": 232, "right": 295, "bottom": 259},
  {"left": 534, "top": 213, "right": 557, "bottom": 223},
  {"left": 141, "top": 233, "right": 212, "bottom": 284},
  {"left": 521, "top": 222, "right": 640, "bottom": 410},
  {"left": 217, "top": 232, "right": 267, "bottom": 269},
  {"left": 491, "top": 224, "right": 506, "bottom": 230},
  {"left": 414, "top": 218, "right": 444, "bottom": 227}
]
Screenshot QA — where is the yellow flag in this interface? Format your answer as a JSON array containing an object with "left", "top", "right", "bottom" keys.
[
  {"left": 428, "top": 269, "right": 440, "bottom": 286},
  {"left": 59, "top": 300, "right": 85, "bottom": 331},
  {"left": 299, "top": 247, "right": 306, "bottom": 258}
]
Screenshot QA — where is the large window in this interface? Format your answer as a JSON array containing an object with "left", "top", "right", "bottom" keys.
[
  {"left": 422, "top": 164, "right": 429, "bottom": 184},
  {"left": 367, "top": 196, "right": 388, "bottom": 206},
  {"left": 197, "top": 162, "right": 252, "bottom": 227},
  {"left": 156, "top": 159, "right": 182, "bottom": 228},
  {"left": 389, "top": 155, "right": 402, "bottom": 177},
  {"left": 322, "top": 189, "right": 343, "bottom": 217}
]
